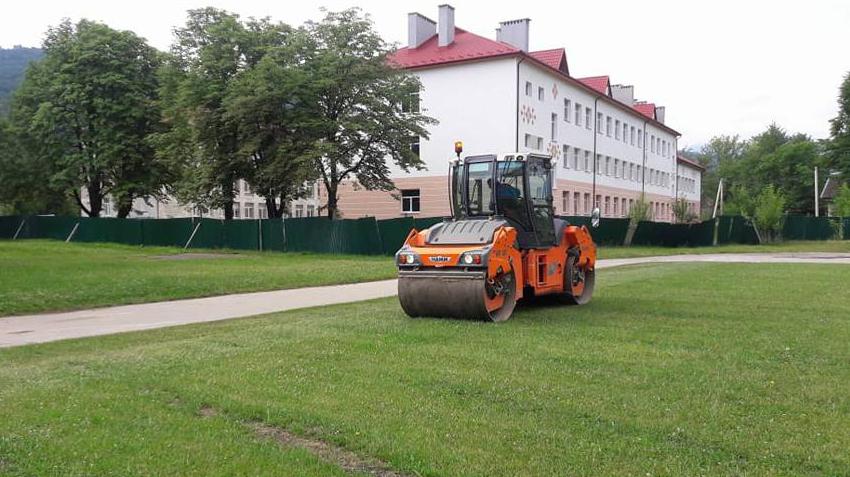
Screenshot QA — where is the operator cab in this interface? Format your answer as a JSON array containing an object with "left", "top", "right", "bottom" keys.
[{"left": 450, "top": 153, "right": 557, "bottom": 248}]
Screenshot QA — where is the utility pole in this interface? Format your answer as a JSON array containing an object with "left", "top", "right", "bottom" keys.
[{"left": 814, "top": 167, "right": 820, "bottom": 217}]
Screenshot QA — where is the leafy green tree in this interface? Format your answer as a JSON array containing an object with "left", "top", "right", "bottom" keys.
[
  {"left": 224, "top": 26, "right": 317, "bottom": 218},
  {"left": 833, "top": 184, "right": 850, "bottom": 217},
  {"left": 828, "top": 71, "right": 850, "bottom": 177},
  {"left": 686, "top": 134, "right": 747, "bottom": 215},
  {"left": 672, "top": 197, "right": 697, "bottom": 223},
  {"left": 0, "top": 116, "right": 74, "bottom": 214},
  {"left": 753, "top": 185, "right": 786, "bottom": 243},
  {"left": 158, "top": 8, "right": 253, "bottom": 219},
  {"left": 304, "top": 8, "right": 436, "bottom": 218},
  {"left": 10, "top": 19, "right": 166, "bottom": 217}
]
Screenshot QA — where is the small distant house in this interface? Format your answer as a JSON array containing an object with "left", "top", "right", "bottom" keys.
[{"left": 820, "top": 172, "right": 844, "bottom": 217}]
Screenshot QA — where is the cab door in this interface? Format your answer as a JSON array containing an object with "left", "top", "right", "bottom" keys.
[{"left": 525, "top": 155, "right": 556, "bottom": 246}]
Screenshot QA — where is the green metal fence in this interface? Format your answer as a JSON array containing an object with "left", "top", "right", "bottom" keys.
[
  {"left": 4, "top": 213, "right": 845, "bottom": 254},
  {"left": 782, "top": 215, "right": 841, "bottom": 241},
  {"left": 717, "top": 215, "right": 759, "bottom": 245},
  {"left": 0, "top": 215, "right": 23, "bottom": 239},
  {"left": 631, "top": 220, "right": 716, "bottom": 247}
]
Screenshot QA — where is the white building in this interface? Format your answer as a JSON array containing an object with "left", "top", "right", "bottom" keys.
[{"left": 334, "top": 5, "right": 702, "bottom": 221}]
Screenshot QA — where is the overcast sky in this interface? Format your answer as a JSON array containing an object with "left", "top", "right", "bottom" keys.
[{"left": 2, "top": 0, "right": 849, "bottom": 148}]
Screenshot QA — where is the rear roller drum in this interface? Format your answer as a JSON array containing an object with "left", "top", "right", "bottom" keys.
[{"left": 563, "top": 254, "right": 595, "bottom": 305}]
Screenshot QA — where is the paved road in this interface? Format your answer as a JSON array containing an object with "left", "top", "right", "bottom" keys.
[{"left": 3, "top": 252, "right": 850, "bottom": 348}]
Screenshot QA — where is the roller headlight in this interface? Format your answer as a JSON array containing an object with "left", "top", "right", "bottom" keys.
[
  {"left": 463, "top": 254, "right": 474, "bottom": 264},
  {"left": 405, "top": 254, "right": 415, "bottom": 264}
]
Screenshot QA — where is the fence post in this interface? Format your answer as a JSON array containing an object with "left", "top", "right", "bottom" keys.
[
  {"left": 65, "top": 221, "right": 80, "bottom": 242},
  {"left": 281, "top": 215, "right": 287, "bottom": 252},
  {"left": 258, "top": 219, "right": 263, "bottom": 251},
  {"left": 184, "top": 220, "right": 202, "bottom": 249},
  {"left": 12, "top": 217, "right": 26, "bottom": 240}
]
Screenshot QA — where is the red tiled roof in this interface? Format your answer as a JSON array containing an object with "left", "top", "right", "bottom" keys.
[
  {"left": 633, "top": 102, "right": 656, "bottom": 119},
  {"left": 528, "top": 48, "right": 568, "bottom": 74},
  {"left": 677, "top": 155, "right": 706, "bottom": 172},
  {"left": 389, "top": 28, "right": 519, "bottom": 69},
  {"left": 577, "top": 75, "right": 610, "bottom": 95}
]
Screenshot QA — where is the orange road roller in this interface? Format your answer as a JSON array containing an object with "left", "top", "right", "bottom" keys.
[{"left": 396, "top": 151, "right": 598, "bottom": 322}]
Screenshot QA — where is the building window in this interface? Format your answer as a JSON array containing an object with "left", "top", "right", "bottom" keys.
[
  {"left": 243, "top": 181, "right": 251, "bottom": 195},
  {"left": 538, "top": 86, "right": 544, "bottom": 100},
  {"left": 596, "top": 112, "right": 603, "bottom": 133},
  {"left": 605, "top": 156, "right": 611, "bottom": 175},
  {"left": 524, "top": 133, "right": 532, "bottom": 148},
  {"left": 573, "top": 148, "right": 580, "bottom": 170},
  {"left": 259, "top": 207, "right": 268, "bottom": 219},
  {"left": 525, "top": 81, "right": 532, "bottom": 96},
  {"left": 584, "top": 151, "right": 591, "bottom": 172},
  {"left": 614, "top": 159, "right": 620, "bottom": 178},
  {"left": 233, "top": 203, "right": 241, "bottom": 218},
  {"left": 606, "top": 116, "right": 612, "bottom": 136},
  {"left": 650, "top": 135, "right": 656, "bottom": 152},
  {"left": 402, "top": 189, "right": 420, "bottom": 213},
  {"left": 630, "top": 126, "right": 635, "bottom": 145},
  {"left": 613, "top": 197, "right": 619, "bottom": 216},
  {"left": 623, "top": 123, "right": 629, "bottom": 143},
  {"left": 584, "top": 193, "right": 591, "bottom": 214},
  {"left": 662, "top": 140, "right": 667, "bottom": 156},
  {"left": 562, "top": 145, "right": 569, "bottom": 168},
  {"left": 409, "top": 136, "right": 420, "bottom": 157},
  {"left": 307, "top": 205, "right": 315, "bottom": 217},
  {"left": 551, "top": 113, "right": 558, "bottom": 140},
  {"left": 245, "top": 203, "right": 254, "bottom": 219},
  {"left": 615, "top": 120, "right": 621, "bottom": 140},
  {"left": 564, "top": 99, "right": 571, "bottom": 122},
  {"left": 657, "top": 138, "right": 662, "bottom": 155},
  {"left": 585, "top": 107, "right": 592, "bottom": 130},
  {"left": 573, "top": 192, "right": 580, "bottom": 215},
  {"left": 575, "top": 103, "right": 582, "bottom": 126},
  {"left": 638, "top": 129, "right": 643, "bottom": 147},
  {"left": 295, "top": 204, "right": 304, "bottom": 217},
  {"left": 562, "top": 191, "right": 569, "bottom": 213}
]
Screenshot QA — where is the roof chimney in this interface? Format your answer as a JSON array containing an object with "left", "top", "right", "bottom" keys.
[
  {"left": 438, "top": 5, "right": 455, "bottom": 47},
  {"left": 611, "top": 84, "right": 634, "bottom": 105},
  {"left": 408, "top": 12, "right": 436, "bottom": 49},
  {"left": 497, "top": 18, "right": 530, "bottom": 52},
  {"left": 655, "top": 106, "right": 666, "bottom": 124}
]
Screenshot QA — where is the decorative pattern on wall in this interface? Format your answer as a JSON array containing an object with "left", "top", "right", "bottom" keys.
[
  {"left": 520, "top": 104, "right": 536, "bottom": 124},
  {"left": 547, "top": 142, "right": 560, "bottom": 159}
]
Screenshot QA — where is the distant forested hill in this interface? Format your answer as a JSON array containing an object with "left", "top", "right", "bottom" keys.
[{"left": 0, "top": 46, "right": 43, "bottom": 114}]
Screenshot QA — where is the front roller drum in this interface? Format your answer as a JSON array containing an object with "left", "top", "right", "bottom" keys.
[{"left": 398, "top": 270, "right": 517, "bottom": 322}]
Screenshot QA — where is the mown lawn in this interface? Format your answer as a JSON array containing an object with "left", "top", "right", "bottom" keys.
[
  {"left": 1, "top": 262, "right": 848, "bottom": 476},
  {"left": 600, "top": 240, "right": 850, "bottom": 259},
  {"left": 0, "top": 240, "right": 396, "bottom": 315}
]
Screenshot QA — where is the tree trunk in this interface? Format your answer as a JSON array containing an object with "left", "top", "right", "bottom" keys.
[
  {"left": 86, "top": 184, "right": 103, "bottom": 218},
  {"left": 325, "top": 187, "right": 337, "bottom": 219},
  {"left": 223, "top": 201, "right": 234, "bottom": 220},
  {"left": 116, "top": 194, "right": 134, "bottom": 219}
]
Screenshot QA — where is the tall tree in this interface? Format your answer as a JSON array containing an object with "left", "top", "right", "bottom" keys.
[
  {"left": 225, "top": 29, "right": 318, "bottom": 218},
  {"left": 10, "top": 19, "right": 166, "bottom": 217},
  {"left": 304, "top": 8, "right": 436, "bottom": 218},
  {"left": 159, "top": 8, "right": 254, "bottom": 219},
  {"left": 828, "top": 71, "right": 850, "bottom": 177}
]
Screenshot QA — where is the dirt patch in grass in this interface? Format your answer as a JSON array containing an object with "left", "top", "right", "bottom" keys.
[
  {"left": 150, "top": 253, "right": 243, "bottom": 261},
  {"left": 250, "top": 422, "right": 410, "bottom": 477},
  {"left": 198, "top": 405, "right": 218, "bottom": 418}
]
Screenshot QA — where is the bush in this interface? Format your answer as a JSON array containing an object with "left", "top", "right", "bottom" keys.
[
  {"left": 833, "top": 184, "right": 850, "bottom": 217},
  {"left": 672, "top": 197, "right": 697, "bottom": 223},
  {"left": 753, "top": 185, "right": 786, "bottom": 243}
]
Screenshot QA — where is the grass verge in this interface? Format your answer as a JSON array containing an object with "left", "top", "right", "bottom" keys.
[
  {"left": 0, "top": 240, "right": 395, "bottom": 315},
  {"left": 1, "top": 262, "right": 848, "bottom": 475},
  {"left": 600, "top": 240, "right": 850, "bottom": 259}
]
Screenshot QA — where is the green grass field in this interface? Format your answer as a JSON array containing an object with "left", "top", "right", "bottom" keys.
[
  {"left": 599, "top": 240, "right": 850, "bottom": 259},
  {"left": 1, "top": 239, "right": 849, "bottom": 316},
  {"left": 2, "top": 262, "right": 848, "bottom": 476},
  {"left": 0, "top": 240, "right": 396, "bottom": 315}
]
